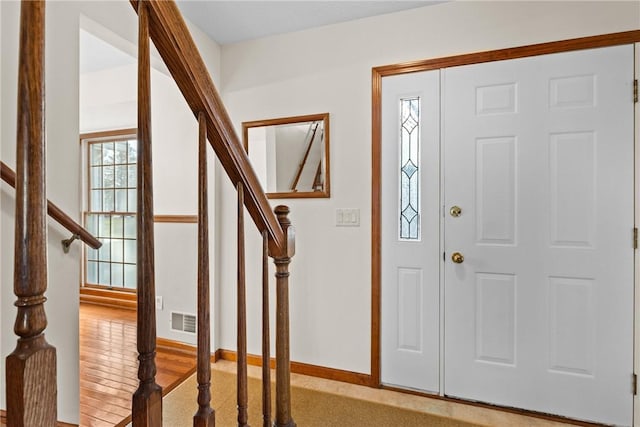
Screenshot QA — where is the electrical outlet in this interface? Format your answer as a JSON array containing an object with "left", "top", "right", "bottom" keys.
[{"left": 155, "top": 296, "right": 163, "bottom": 310}]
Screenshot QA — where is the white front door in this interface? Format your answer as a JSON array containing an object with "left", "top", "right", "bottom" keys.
[
  {"left": 380, "top": 44, "right": 635, "bottom": 426},
  {"left": 443, "top": 45, "right": 634, "bottom": 426}
]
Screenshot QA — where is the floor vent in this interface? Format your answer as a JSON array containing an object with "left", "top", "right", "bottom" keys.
[{"left": 171, "top": 311, "right": 196, "bottom": 334}]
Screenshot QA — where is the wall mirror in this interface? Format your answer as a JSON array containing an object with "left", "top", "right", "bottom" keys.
[{"left": 243, "top": 113, "right": 330, "bottom": 199}]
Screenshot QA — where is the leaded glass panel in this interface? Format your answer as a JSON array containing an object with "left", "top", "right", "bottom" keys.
[{"left": 399, "top": 97, "right": 420, "bottom": 240}]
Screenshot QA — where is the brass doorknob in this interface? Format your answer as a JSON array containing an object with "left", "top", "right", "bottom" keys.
[
  {"left": 450, "top": 206, "right": 462, "bottom": 217},
  {"left": 451, "top": 252, "right": 464, "bottom": 264}
]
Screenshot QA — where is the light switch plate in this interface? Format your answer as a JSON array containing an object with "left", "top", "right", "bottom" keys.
[{"left": 336, "top": 208, "right": 360, "bottom": 227}]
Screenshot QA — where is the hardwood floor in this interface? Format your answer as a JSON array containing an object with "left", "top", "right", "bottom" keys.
[{"left": 80, "top": 303, "right": 196, "bottom": 427}]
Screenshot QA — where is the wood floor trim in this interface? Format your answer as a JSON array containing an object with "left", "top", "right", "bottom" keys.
[
  {"left": 80, "top": 287, "right": 136, "bottom": 311},
  {"left": 215, "top": 348, "right": 372, "bottom": 386},
  {"left": 157, "top": 336, "right": 199, "bottom": 357}
]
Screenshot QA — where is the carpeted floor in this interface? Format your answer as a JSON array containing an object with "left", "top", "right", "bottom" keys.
[{"left": 163, "top": 368, "right": 481, "bottom": 427}]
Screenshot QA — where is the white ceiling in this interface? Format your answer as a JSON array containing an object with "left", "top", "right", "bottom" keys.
[
  {"left": 176, "top": 1, "right": 440, "bottom": 45},
  {"left": 79, "top": 1, "right": 441, "bottom": 74}
]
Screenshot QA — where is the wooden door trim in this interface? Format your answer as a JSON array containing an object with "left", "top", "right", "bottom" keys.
[{"left": 371, "top": 29, "right": 640, "bottom": 387}]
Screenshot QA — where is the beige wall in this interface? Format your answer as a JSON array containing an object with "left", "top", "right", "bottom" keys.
[{"left": 218, "top": 1, "right": 640, "bottom": 375}]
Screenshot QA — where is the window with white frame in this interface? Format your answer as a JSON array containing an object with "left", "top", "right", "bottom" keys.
[{"left": 83, "top": 130, "right": 137, "bottom": 290}]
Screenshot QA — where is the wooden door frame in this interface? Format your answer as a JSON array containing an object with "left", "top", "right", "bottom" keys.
[{"left": 371, "top": 30, "right": 640, "bottom": 388}]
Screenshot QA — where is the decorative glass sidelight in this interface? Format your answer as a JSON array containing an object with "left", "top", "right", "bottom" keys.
[{"left": 399, "top": 97, "right": 420, "bottom": 240}]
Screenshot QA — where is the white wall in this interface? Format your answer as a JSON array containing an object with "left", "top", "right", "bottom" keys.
[
  {"left": 218, "top": 1, "right": 640, "bottom": 375},
  {"left": 1, "top": 0, "right": 221, "bottom": 422}
]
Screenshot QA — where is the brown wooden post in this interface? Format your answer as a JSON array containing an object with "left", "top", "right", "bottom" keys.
[
  {"left": 132, "top": 2, "right": 162, "bottom": 426},
  {"left": 273, "top": 206, "right": 296, "bottom": 427},
  {"left": 6, "top": 2, "right": 57, "bottom": 426},
  {"left": 194, "top": 112, "right": 215, "bottom": 427},
  {"left": 262, "top": 231, "right": 272, "bottom": 427},
  {"left": 237, "top": 182, "right": 249, "bottom": 427}
]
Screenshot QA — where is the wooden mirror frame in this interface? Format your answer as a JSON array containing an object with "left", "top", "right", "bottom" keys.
[{"left": 243, "top": 113, "right": 330, "bottom": 199}]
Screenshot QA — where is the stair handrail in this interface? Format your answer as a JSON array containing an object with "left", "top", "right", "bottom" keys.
[
  {"left": 1, "top": 160, "right": 102, "bottom": 249},
  {"left": 128, "top": 0, "right": 287, "bottom": 257}
]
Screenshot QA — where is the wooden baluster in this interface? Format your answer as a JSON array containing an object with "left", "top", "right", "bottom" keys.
[
  {"left": 194, "top": 112, "right": 215, "bottom": 427},
  {"left": 262, "top": 230, "right": 272, "bottom": 427},
  {"left": 132, "top": 2, "right": 162, "bottom": 426},
  {"left": 6, "top": 2, "right": 57, "bottom": 426},
  {"left": 273, "top": 206, "right": 296, "bottom": 427},
  {"left": 237, "top": 182, "right": 249, "bottom": 427}
]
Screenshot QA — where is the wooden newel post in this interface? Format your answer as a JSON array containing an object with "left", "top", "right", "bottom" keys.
[
  {"left": 273, "top": 206, "right": 296, "bottom": 427},
  {"left": 6, "top": 1, "right": 57, "bottom": 426}
]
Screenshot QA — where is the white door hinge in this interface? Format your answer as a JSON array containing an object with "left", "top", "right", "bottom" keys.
[
  {"left": 634, "top": 79, "right": 638, "bottom": 103},
  {"left": 634, "top": 227, "right": 638, "bottom": 249},
  {"left": 633, "top": 373, "right": 637, "bottom": 395}
]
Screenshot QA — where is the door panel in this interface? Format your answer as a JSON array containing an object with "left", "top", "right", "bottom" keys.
[
  {"left": 443, "top": 45, "right": 634, "bottom": 426},
  {"left": 381, "top": 70, "right": 441, "bottom": 392}
]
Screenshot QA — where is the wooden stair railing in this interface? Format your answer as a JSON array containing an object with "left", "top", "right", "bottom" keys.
[
  {"left": 132, "top": 3, "right": 163, "bottom": 425},
  {"left": 194, "top": 111, "right": 215, "bottom": 427},
  {"left": 1, "top": 161, "right": 102, "bottom": 250},
  {"left": 6, "top": 2, "right": 57, "bottom": 426},
  {"left": 129, "top": 1, "right": 297, "bottom": 427}
]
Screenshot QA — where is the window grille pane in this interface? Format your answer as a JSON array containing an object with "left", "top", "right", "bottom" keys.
[
  {"left": 103, "top": 189, "right": 115, "bottom": 212},
  {"left": 112, "top": 240, "right": 124, "bottom": 263},
  {"left": 128, "top": 165, "right": 137, "bottom": 188},
  {"left": 103, "top": 165, "right": 114, "bottom": 188},
  {"left": 124, "top": 215, "right": 136, "bottom": 238},
  {"left": 98, "top": 240, "right": 111, "bottom": 262},
  {"left": 127, "top": 189, "right": 137, "bottom": 213},
  {"left": 90, "top": 144, "right": 102, "bottom": 166},
  {"left": 102, "top": 142, "right": 115, "bottom": 165},
  {"left": 98, "top": 261, "right": 111, "bottom": 283},
  {"left": 115, "top": 141, "right": 128, "bottom": 164},
  {"left": 87, "top": 261, "right": 98, "bottom": 283},
  {"left": 115, "top": 189, "right": 127, "bottom": 212},
  {"left": 399, "top": 97, "right": 420, "bottom": 241},
  {"left": 90, "top": 190, "right": 101, "bottom": 211},
  {"left": 114, "top": 165, "right": 127, "bottom": 188},
  {"left": 124, "top": 239, "right": 136, "bottom": 264},
  {"left": 124, "top": 264, "right": 136, "bottom": 289},
  {"left": 90, "top": 166, "right": 102, "bottom": 189},
  {"left": 111, "top": 215, "right": 123, "bottom": 238},
  {"left": 127, "top": 140, "right": 138, "bottom": 163},
  {"left": 111, "top": 263, "right": 124, "bottom": 286},
  {"left": 98, "top": 215, "right": 110, "bottom": 237}
]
